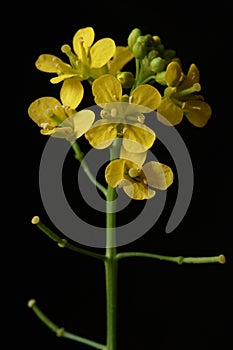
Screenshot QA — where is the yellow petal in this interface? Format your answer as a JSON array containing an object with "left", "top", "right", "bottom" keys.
[
  {"left": 184, "top": 100, "right": 212, "bottom": 127},
  {"left": 105, "top": 159, "right": 129, "bottom": 188},
  {"left": 131, "top": 85, "right": 162, "bottom": 110},
  {"left": 73, "top": 27, "right": 95, "bottom": 56},
  {"left": 120, "top": 146, "right": 147, "bottom": 167},
  {"left": 51, "top": 74, "right": 79, "bottom": 84},
  {"left": 157, "top": 97, "right": 183, "bottom": 125},
  {"left": 108, "top": 46, "right": 134, "bottom": 75},
  {"left": 85, "top": 120, "right": 117, "bottom": 149},
  {"left": 60, "top": 78, "right": 84, "bottom": 109},
  {"left": 178, "top": 63, "right": 200, "bottom": 91},
  {"left": 72, "top": 110, "right": 95, "bottom": 138},
  {"left": 92, "top": 74, "right": 122, "bottom": 105},
  {"left": 35, "top": 54, "right": 72, "bottom": 73},
  {"left": 42, "top": 127, "right": 73, "bottom": 138},
  {"left": 165, "top": 61, "right": 183, "bottom": 87},
  {"left": 28, "top": 97, "right": 66, "bottom": 127},
  {"left": 90, "top": 38, "right": 116, "bottom": 68},
  {"left": 123, "top": 182, "right": 155, "bottom": 200},
  {"left": 123, "top": 123, "right": 156, "bottom": 153},
  {"left": 142, "top": 161, "right": 174, "bottom": 190}
]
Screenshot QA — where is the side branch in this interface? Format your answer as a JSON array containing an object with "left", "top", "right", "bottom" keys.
[
  {"left": 27, "top": 299, "right": 106, "bottom": 350},
  {"left": 116, "top": 252, "right": 226, "bottom": 264},
  {"left": 31, "top": 216, "right": 106, "bottom": 261}
]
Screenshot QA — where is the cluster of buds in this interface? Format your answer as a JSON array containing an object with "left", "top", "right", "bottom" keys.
[{"left": 127, "top": 28, "right": 180, "bottom": 87}]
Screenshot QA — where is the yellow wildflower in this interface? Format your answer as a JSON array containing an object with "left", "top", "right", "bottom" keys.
[
  {"left": 85, "top": 74, "right": 161, "bottom": 159},
  {"left": 105, "top": 159, "right": 174, "bottom": 200},
  {"left": 28, "top": 80, "right": 95, "bottom": 141},
  {"left": 157, "top": 61, "right": 212, "bottom": 127}
]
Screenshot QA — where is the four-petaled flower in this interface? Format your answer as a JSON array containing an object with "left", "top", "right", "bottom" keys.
[
  {"left": 35, "top": 27, "right": 134, "bottom": 102},
  {"left": 105, "top": 158, "right": 174, "bottom": 200},
  {"left": 157, "top": 61, "right": 212, "bottom": 127},
  {"left": 85, "top": 74, "right": 161, "bottom": 165},
  {"left": 28, "top": 95, "right": 95, "bottom": 141}
]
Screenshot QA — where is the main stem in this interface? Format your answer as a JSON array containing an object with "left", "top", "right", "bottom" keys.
[{"left": 104, "top": 138, "right": 121, "bottom": 350}]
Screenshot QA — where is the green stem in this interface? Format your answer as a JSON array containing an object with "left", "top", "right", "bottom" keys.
[
  {"left": 104, "top": 138, "right": 122, "bottom": 350},
  {"left": 71, "top": 141, "right": 107, "bottom": 198},
  {"left": 116, "top": 252, "right": 226, "bottom": 264},
  {"left": 31, "top": 216, "right": 106, "bottom": 261},
  {"left": 27, "top": 300, "right": 106, "bottom": 350}
]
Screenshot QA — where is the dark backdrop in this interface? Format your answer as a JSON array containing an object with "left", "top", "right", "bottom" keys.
[{"left": 6, "top": 1, "right": 232, "bottom": 349}]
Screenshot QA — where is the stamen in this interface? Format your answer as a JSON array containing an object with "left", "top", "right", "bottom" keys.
[
  {"left": 111, "top": 108, "right": 117, "bottom": 117},
  {"left": 40, "top": 122, "right": 49, "bottom": 130},
  {"left": 137, "top": 114, "right": 145, "bottom": 123},
  {"left": 113, "top": 95, "right": 119, "bottom": 101},
  {"left": 129, "top": 96, "right": 133, "bottom": 103}
]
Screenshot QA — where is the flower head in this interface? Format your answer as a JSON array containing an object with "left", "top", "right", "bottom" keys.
[
  {"left": 85, "top": 74, "right": 161, "bottom": 163},
  {"left": 157, "top": 61, "right": 212, "bottom": 127},
  {"left": 28, "top": 96, "right": 95, "bottom": 141},
  {"left": 105, "top": 159, "right": 173, "bottom": 200}
]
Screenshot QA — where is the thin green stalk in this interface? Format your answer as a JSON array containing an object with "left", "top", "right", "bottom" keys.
[
  {"left": 104, "top": 137, "right": 122, "bottom": 350},
  {"left": 116, "top": 252, "right": 226, "bottom": 264},
  {"left": 27, "top": 300, "right": 106, "bottom": 350},
  {"left": 31, "top": 216, "right": 106, "bottom": 261},
  {"left": 71, "top": 141, "right": 107, "bottom": 197}
]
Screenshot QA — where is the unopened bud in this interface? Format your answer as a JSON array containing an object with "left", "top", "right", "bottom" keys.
[
  {"left": 128, "top": 28, "right": 142, "bottom": 50},
  {"left": 132, "top": 37, "right": 147, "bottom": 59},
  {"left": 150, "top": 57, "right": 166, "bottom": 73},
  {"left": 117, "top": 71, "right": 135, "bottom": 89},
  {"left": 147, "top": 49, "right": 159, "bottom": 61},
  {"left": 152, "top": 35, "right": 161, "bottom": 47},
  {"left": 163, "top": 49, "right": 176, "bottom": 60},
  {"left": 154, "top": 71, "right": 167, "bottom": 86}
]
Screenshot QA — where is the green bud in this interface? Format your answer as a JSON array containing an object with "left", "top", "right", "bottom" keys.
[
  {"left": 150, "top": 57, "right": 166, "bottom": 73},
  {"left": 143, "top": 34, "right": 155, "bottom": 49},
  {"left": 157, "top": 44, "right": 165, "bottom": 54},
  {"left": 152, "top": 35, "right": 161, "bottom": 47},
  {"left": 163, "top": 49, "right": 176, "bottom": 60},
  {"left": 128, "top": 28, "right": 142, "bottom": 50},
  {"left": 132, "top": 37, "right": 147, "bottom": 59},
  {"left": 147, "top": 49, "right": 159, "bottom": 61},
  {"left": 117, "top": 71, "right": 135, "bottom": 89},
  {"left": 154, "top": 71, "right": 167, "bottom": 86},
  {"left": 121, "top": 94, "right": 130, "bottom": 103}
]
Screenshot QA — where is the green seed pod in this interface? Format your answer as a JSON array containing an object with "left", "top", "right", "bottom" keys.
[{"left": 128, "top": 28, "right": 142, "bottom": 50}]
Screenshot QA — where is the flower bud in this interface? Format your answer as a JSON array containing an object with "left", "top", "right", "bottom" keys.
[
  {"left": 147, "top": 49, "right": 159, "bottom": 61},
  {"left": 163, "top": 49, "right": 176, "bottom": 60},
  {"left": 150, "top": 57, "right": 166, "bottom": 73},
  {"left": 128, "top": 28, "right": 142, "bottom": 50},
  {"left": 117, "top": 71, "right": 135, "bottom": 88},
  {"left": 154, "top": 71, "right": 167, "bottom": 86},
  {"left": 132, "top": 36, "right": 148, "bottom": 59},
  {"left": 152, "top": 35, "right": 161, "bottom": 47}
]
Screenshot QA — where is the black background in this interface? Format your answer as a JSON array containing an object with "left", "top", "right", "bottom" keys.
[{"left": 6, "top": 1, "right": 233, "bottom": 349}]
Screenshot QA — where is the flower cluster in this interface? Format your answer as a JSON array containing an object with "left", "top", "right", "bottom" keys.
[{"left": 28, "top": 26, "right": 212, "bottom": 200}]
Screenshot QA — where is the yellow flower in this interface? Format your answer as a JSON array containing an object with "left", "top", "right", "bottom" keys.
[
  {"left": 157, "top": 61, "right": 212, "bottom": 127},
  {"left": 85, "top": 74, "right": 161, "bottom": 160},
  {"left": 105, "top": 159, "right": 174, "bottom": 200},
  {"left": 28, "top": 85, "right": 95, "bottom": 141}
]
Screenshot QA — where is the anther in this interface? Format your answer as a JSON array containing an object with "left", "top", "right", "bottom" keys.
[
  {"left": 129, "top": 96, "right": 133, "bottom": 103},
  {"left": 27, "top": 299, "right": 36, "bottom": 308},
  {"left": 31, "top": 216, "right": 40, "bottom": 224}
]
